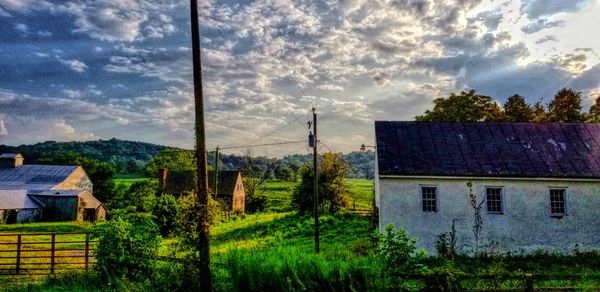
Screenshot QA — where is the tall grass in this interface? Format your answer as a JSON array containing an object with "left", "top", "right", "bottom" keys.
[{"left": 222, "top": 246, "right": 387, "bottom": 291}]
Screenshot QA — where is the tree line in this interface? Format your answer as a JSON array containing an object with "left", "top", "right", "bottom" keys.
[{"left": 416, "top": 88, "right": 600, "bottom": 123}]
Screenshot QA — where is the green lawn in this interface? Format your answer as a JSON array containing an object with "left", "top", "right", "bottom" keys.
[
  {"left": 261, "top": 178, "right": 374, "bottom": 212},
  {"left": 113, "top": 177, "right": 150, "bottom": 188}
]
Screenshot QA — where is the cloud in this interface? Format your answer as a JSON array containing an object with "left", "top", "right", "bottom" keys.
[
  {"left": 521, "top": 0, "right": 590, "bottom": 19},
  {"left": 14, "top": 23, "right": 28, "bottom": 33},
  {"left": 522, "top": 18, "right": 564, "bottom": 34},
  {"left": 58, "top": 58, "right": 88, "bottom": 73},
  {"left": 535, "top": 35, "right": 559, "bottom": 44}
]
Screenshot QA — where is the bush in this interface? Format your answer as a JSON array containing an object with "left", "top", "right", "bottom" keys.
[
  {"left": 153, "top": 194, "right": 178, "bottom": 236},
  {"left": 91, "top": 209, "right": 161, "bottom": 280},
  {"left": 374, "top": 224, "right": 426, "bottom": 275},
  {"left": 246, "top": 192, "right": 269, "bottom": 213}
]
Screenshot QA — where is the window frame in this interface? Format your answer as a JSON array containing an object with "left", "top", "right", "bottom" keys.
[
  {"left": 485, "top": 186, "right": 504, "bottom": 215},
  {"left": 549, "top": 188, "right": 567, "bottom": 217},
  {"left": 420, "top": 185, "right": 438, "bottom": 213}
]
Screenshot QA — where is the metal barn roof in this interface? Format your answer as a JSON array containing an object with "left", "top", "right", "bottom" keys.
[
  {"left": 0, "top": 190, "right": 43, "bottom": 209},
  {"left": 0, "top": 165, "right": 79, "bottom": 191},
  {"left": 375, "top": 122, "right": 600, "bottom": 179}
]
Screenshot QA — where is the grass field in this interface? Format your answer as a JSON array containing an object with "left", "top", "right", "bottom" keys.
[
  {"left": 261, "top": 178, "right": 373, "bottom": 212},
  {"left": 113, "top": 176, "right": 374, "bottom": 212},
  {"left": 113, "top": 177, "right": 150, "bottom": 188}
]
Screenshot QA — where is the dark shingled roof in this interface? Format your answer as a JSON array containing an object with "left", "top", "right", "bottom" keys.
[
  {"left": 163, "top": 170, "right": 242, "bottom": 196},
  {"left": 375, "top": 121, "right": 600, "bottom": 179}
]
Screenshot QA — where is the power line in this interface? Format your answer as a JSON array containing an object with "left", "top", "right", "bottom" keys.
[{"left": 220, "top": 140, "right": 306, "bottom": 150}]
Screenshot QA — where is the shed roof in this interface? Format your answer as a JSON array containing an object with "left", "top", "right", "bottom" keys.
[
  {"left": 0, "top": 190, "right": 44, "bottom": 209},
  {"left": 0, "top": 153, "right": 23, "bottom": 159},
  {"left": 375, "top": 121, "right": 600, "bottom": 179},
  {"left": 208, "top": 170, "right": 242, "bottom": 196}
]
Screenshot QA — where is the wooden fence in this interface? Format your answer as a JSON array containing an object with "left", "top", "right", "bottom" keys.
[{"left": 0, "top": 232, "right": 95, "bottom": 275}]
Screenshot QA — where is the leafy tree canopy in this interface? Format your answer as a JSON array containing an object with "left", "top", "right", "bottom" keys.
[
  {"left": 292, "top": 152, "right": 349, "bottom": 214},
  {"left": 146, "top": 149, "right": 195, "bottom": 177},
  {"left": 415, "top": 90, "right": 504, "bottom": 122},
  {"left": 587, "top": 95, "right": 600, "bottom": 123},
  {"left": 503, "top": 94, "right": 533, "bottom": 122},
  {"left": 548, "top": 88, "right": 585, "bottom": 122}
]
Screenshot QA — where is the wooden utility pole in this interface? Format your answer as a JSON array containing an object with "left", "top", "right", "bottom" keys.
[
  {"left": 190, "top": 0, "right": 212, "bottom": 289},
  {"left": 312, "top": 107, "right": 320, "bottom": 253},
  {"left": 213, "top": 146, "right": 219, "bottom": 199}
]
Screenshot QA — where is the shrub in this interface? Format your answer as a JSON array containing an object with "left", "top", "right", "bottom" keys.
[
  {"left": 153, "top": 194, "right": 178, "bottom": 236},
  {"left": 91, "top": 209, "right": 161, "bottom": 280},
  {"left": 374, "top": 224, "right": 426, "bottom": 275}
]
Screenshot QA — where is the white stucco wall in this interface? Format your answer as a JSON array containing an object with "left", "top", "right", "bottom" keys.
[{"left": 378, "top": 176, "right": 600, "bottom": 255}]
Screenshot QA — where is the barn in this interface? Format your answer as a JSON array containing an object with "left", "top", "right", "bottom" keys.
[
  {"left": 0, "top": 153, "right": 106, "bottom": 223},
  {"left": 158, "top": 168, "right": 246, "bottom": 212},
  {"left": 374, "top": 122, "right": 600, "bottom": 254}
]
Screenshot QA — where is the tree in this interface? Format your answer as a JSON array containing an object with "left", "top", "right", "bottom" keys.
[
  {"left": 37, "top": 153, "right": 116, "bottom": 203},
  {"left": 548, "top": 88, "right": 585, "bottom": 122},
  {"left": 587, "top": 96, "right": 600, "bottom": 123},
  {"left": 531, "top": 100, "right": 548, "bottom": 122},
  {"left": 145, "top": 149, "right": 195, "bottom": 177},
  {"left": 292, "top": 152, "right": 349, "bottom": 214},
  {"left": 273, "top": 164, "right": 296, "bottom": 182},
  {"left": 125, "top": 180, "right": 158, "bottom": 213},
  {"left": 503, "top": 94, "right": 533, "bottom": 122},
  {"left": 415, "top": 90, "right": 504, "bottom": 122},
  {"left": 240, "top": 149, "right": 275, "bottom": 213}
]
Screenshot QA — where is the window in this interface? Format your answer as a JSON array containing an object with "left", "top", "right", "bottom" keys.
[
  {"left": 550, "top": 189, "right": 566, "bottom": 216},
  {"left": 421, "top": 186, "right": 437, "bottom": 212},
  {"left": 486, "top": 187, "right": 503, "bottom": 214}
]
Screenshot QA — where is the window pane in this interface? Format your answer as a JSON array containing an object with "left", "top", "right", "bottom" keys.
[
  {"left": 421, "top": 187, "right": 437, "bottom": 212},
  {"left": 486, "top": 188, "right": 503, "bottom": 213},
  {"left": 550, "top": 189, "right": 566, "bottom": 215}
]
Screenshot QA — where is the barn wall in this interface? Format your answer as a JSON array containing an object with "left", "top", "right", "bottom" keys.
[
  {"left": 378, "top": 177, "right": 600, "bottom": 255},
  {"left": 34, "top": 196, "right": 78, "bottom": 221},
  {"left": 96, "top": 206, "right": 106, "bottom": 221},
  {"left": 16, "top": 208, "right": 42, "bottom": 223}
]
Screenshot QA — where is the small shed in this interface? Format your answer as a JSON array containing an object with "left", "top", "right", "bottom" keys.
[
  {"left": 0, "top": 190, "right": 43, "bottom": 223},
  {"left": 34, "top": 190, "right": 106, "bottom": 222}
]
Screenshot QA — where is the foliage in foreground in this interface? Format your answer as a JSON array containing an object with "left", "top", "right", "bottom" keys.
[{"left": 91, "top": 210, "right": 161, "bottom": 281}]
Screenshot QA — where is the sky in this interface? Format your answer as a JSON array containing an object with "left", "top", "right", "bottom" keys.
[{"left": 0, "top": 0, "right": 599, "bottom": 157}]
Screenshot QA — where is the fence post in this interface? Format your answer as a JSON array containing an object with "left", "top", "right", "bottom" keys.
[
  {"left": 525, "top": 274, "right": 533, "bottom": 292},
  {"left": 16, "top": 234, "right": 21, "bottom": 275},
  {"left": 85, "top": 233, "right": 89, "bottom": 271},
  {"left": 50, "top": 233, "right": 56, "bottom": 274}
]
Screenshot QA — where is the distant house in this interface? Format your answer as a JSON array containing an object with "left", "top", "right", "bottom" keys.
[
  {"left": 0, "top": 153, "right": 106, "bottom": 223},
  {"left": 374, "top": 122, "right": 600, "bottom": 254},
  {"left": 158, "top": 168, "right": 245, "bottom": 212}
]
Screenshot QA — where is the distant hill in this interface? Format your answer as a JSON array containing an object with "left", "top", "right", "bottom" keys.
[
  {"left": 0, "top": 139, "right": 375, "bottom": 178},
  {"left": 0, "top": 138, "right": 171, "bottom": 174}
]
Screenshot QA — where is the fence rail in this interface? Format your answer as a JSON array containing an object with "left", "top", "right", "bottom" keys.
[{"left": 0, "top": 232, "right": 95, "bottom": 275}]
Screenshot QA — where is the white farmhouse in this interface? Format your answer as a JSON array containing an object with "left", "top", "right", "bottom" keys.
[{"left": 374, "top": 121, "right": 600, "bottom": 254}]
